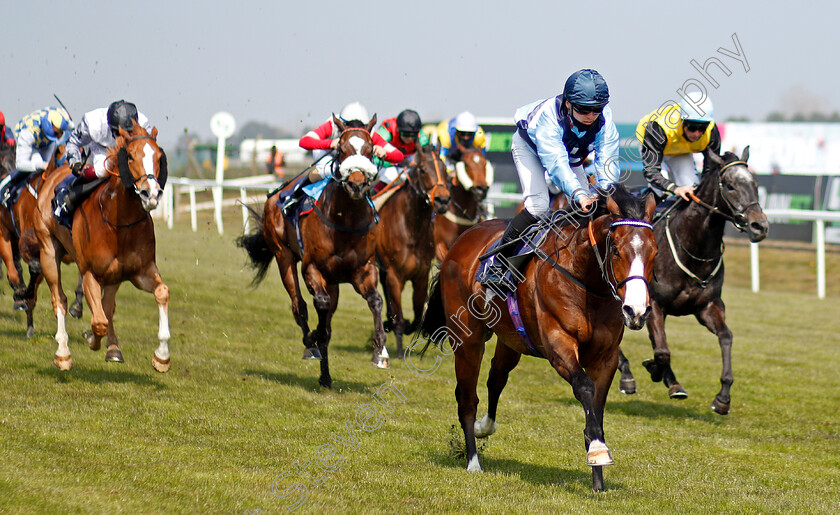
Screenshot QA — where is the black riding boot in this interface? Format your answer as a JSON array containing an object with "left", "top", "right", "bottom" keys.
[
  {"left": 482, "top": 209, "right": 539, "bottom": 291},
  {"left": 0, "top": 170, "right": 27, "bottom": 209},
  {"left": 281, "top": 175, "right": 315, "bottom": 217}
]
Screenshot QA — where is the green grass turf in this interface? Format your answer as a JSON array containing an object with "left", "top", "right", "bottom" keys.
[{"left": 0, "top": 205, "right": 838, "bottom": 514}]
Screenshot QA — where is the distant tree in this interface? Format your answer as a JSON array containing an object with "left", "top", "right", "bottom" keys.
[
  {"left": 726, "top": 116, "right": 751, "bottom": 122},
  {"left": 790, "top": 112, "right": 807, "bottom": 122},
  {"left": 810, "top": 112, "right": 829, "bottom": 122},
  {"left": 765, "top": 111, "right": 786, "bottom": 122},
  {"left": 830, "top": 111, "right": 840, "bottom": 122},
  {"left": 229, "top": 121, "right": 296, "bottom": 146}
]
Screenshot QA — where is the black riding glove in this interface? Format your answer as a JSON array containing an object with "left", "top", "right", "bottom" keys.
[{"left": 70, "top": 161, "right": 83, "bottom": 176}]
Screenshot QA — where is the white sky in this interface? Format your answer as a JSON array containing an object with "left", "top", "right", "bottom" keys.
[{"left": 3, "top": 0, "right": 836, "bottom": 146}]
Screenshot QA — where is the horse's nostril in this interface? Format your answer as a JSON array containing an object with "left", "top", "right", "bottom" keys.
[{"left": 622, "top": 305, "right": 636, "bottom": 319}]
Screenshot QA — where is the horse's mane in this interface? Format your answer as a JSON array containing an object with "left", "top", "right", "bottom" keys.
[
  {"left": 547, "top": 183, "right": 647, "bottom": 230},
  {"left": 695, "top": 150, "right": 737, "bottom": 197}
]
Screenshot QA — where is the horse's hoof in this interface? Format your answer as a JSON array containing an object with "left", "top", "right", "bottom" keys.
[
  {"left": 105, "top": 348, "right": 124, "bottom": 363},
  {"left": 69, "top": 304, "right": 83, "bottom": 319},
  {"left": 53, "top": 354, "right": 73, "bottom": 371},
  {"left": 83, "top": 330, "right": 100, "bottom": 351},
  {"left": 319, "top": 378, "right": 332, "bottom": 389},
  {"left": 711, "top": 398, "right": 730, "bottom": 415},
  {"left": 371, "top": 356, "right": 390, "bottom": 369},
  {"left": 152, "top": 355, "right": 171, "bottom": 373},
  {"left": 26, "top": 327, "right": 35, "bottom": 339},
  {"left": 642, "top": 359, "right": 663, "bottom": 382},
  {"left": 474, "top": 415, "right": 497, "bottom": 438},
  {"left": 668, "top": 384, "right": 688, "bottom": 399},
  {"left": 302, "top": 347, "right": 322, "bottom": 360},
  {"left": 586, "top": 440, "right": 614, "bottom": 467},
  {"left": 619, "top": 377, "right": 636, "bottom": 395}
]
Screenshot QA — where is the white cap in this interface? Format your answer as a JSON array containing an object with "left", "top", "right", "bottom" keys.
[
  {"left": 454, "top": 111, "right": 477, "bottom": 132},
  {"left": 339, "top": 102, "right": 370, "bottom": 124},
  {"left": 679, "top": 92, "right": 714, "bottom": 122}
]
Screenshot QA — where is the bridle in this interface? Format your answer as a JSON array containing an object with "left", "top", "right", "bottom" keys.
[
  {"left": 406, "top": 152, "right": 448, "bottom": 207},
  {"left": 688, "top": 160, "right": 759, "bottom": 232},
  {"left": 333, "top": 128, "right": 376, "bottom": 191},
  {"left": 588, "top": 218, "right": 654, "bottom": 301}
]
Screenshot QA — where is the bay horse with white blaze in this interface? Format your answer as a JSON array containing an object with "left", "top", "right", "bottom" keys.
[
  {"left": 34, "top": 123, "right": 170, "bottom": 371},
  {"left": 375, "top": 144, "right": 450, "bottom": 357},
  {"left": 617, "top": 147, "right": 768, "bottom": 414},
  {"left": 237, "top": 115, "right": 388, "bottom": 388},
  {"left": 418, "top": 185, "right": 657, "bottom": 492},
  {"left": 433, "top": 144, "right": 490, "bottom": 261}
]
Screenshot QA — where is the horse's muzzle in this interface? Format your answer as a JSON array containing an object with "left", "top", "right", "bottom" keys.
[
  {"left": 434, "top": 194, "right": 451, "bottom": 214},
  {"left": 623, "top": 304, "right": 651, "bottom": 330},
  {"left": 746, "top": 208, "right": 769, "bottom": 243},
  {"left": 471, "top": 185, "right": 489, "bottom": 202}
]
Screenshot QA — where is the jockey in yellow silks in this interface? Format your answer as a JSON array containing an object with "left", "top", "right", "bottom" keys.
[{"left": 636, "top": 91, "right": 721, "bottom": 201}]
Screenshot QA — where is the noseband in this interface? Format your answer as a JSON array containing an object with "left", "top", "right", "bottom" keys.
[{"left": 588, "top": 219, "right": 654, "bottom": 301}]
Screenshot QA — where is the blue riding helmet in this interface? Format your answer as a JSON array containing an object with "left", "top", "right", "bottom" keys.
[
  {"left": 40, "top": 108, "right": 72, "bottom": 141},
  {"left": 563, "top": 69, "right": 610, "bottom": 107}
]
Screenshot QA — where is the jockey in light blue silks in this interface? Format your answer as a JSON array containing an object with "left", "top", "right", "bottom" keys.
[{"left": 481, "top": 69, "right": 620, "bottom": 291}]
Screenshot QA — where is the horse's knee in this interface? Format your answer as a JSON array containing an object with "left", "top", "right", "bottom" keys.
[
  {"left": 313, "top": 291, "right": 330, "bottom": 312},
  {"left": 653, "top": 350, "right": 671, "bottom": 366}
]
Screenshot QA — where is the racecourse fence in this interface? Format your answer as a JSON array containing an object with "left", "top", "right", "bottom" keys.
[{"left": 160, "top": 176, "right": 840, "bottom": 299}]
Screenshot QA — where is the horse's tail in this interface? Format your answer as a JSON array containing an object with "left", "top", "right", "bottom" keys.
[
  {"left": 418, "top": 269, "right": 446, "bottom": 347},
  {"left": 235, "top": 205, "right": 273, "bottom": 286}
]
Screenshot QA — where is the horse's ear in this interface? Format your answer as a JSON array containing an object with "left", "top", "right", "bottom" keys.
[
  {"left": 643, "top": 192, "right": 656, "bottom": 222},
  {"left": 151, "top": 126, "right": 158, "bottom": 140},
  {"left": 158, "top": 149, "right": 168, "bottom": 190},
  {"left": 705, "top": 148, "right": 725, "bottom": 168},
  {"left": 366, "top": 113, "right": 377, "bottom": 133},
  {"left": 333, "top": 114, "right": 345, "bottom": 133},
  {"left": 741, "top": 145, "right": 750, "bottom": 163}
]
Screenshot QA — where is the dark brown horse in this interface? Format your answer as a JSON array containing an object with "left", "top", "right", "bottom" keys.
[
  {"left": 375, "top": 144, "right": 450, "bottom": 357},
  {"left": 238, "top": 115, "right": 389, "bottom": 388},
  {"left": 417, "top": 185, "right": 657, "bottom": 491},
  {"left": 34, "top": 124, "right": 170, "bottom": 371},
  {"left": 617, "top": 147, "right": 768, "bottom": 414},
  {"left": 433, "top": 145, "right": 490, "bottom": 261}
]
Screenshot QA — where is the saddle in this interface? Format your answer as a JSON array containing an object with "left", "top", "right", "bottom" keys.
[
  {"left": 51, "top": 175, "right": 108, "bottom": 229},
  {"left": 274, "top": 175, "right": 328, "bottom": 253},
  {"left": 474, "top": 218, "right": 557, "bottom": 293}
]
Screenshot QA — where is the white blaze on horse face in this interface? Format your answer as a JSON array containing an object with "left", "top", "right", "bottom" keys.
[
  {"left": 623, "top": 234, "right": 649, "bottom": 316},
  {"left": 140, "top": 143, "right": 161, "bottom": 209},
  {"left": 348, "top": 135, "right": 366, "bottom": 156}
]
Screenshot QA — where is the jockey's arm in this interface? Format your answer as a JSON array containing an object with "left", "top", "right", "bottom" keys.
[
  {"left": 700, "top": 125, "right": 723, "bottom": 174},
  {"left": 372, "top": 133, "right": 404, "bottom": 164},
  {"left": 66, "top": 116, "right": 93, "bottom": 166},
  {"left": 640, "top": 123, "right": 673, "bottom": 193},
  {"left": 299, "top": 121, "right": 335, "bottom": 151}
]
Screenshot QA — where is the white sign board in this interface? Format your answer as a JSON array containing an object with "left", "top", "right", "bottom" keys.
[
  {"left": 721, "top": 122, "right": 840, "bottom": 175},
  {"left": 210, "top": 111, "right": 236, "bottom": 139}
]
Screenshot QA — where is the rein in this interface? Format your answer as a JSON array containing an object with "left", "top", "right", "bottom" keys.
[{"left": 664, "top": 212, "right": 722, "bottom": 288}]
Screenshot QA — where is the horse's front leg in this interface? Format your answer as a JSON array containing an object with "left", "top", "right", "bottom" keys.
[
  {"left": 276, "top": 248, "right": 317, "bottom": 359},
  {"left": 352, "top": 260, "right": 388, "bottom": 369},
  {"left": 643, "top": 301, "right": 687, "bottom": 399},
  {"left": 303, "top": 264, "right": 336, "bottom": 388},
  {"left": 69, "top": 275, "right": 85, "bottom": 319},
  {"left": 584, "top": 348, "right": 621, "bottom": 492},
  {"left": 617, "top": 348, "right": 636, "bottom": 394},
  {"left": 0, "top": 231, "right": 26, "bottom": 310},
  {"left": 131, "top": 266, "right": 171, "bottom": 373},
  {"left": 81, "top": 271, "right": 118, "bottom": 361},
  {"left": 381, "top": 266, "right": 405, "bottom": 358},
  {"left": 40, "top": 239, "right": 71, "bottom": 369},
  {"left": 695, "top": 298, "right": 733, "bottom": 415}
]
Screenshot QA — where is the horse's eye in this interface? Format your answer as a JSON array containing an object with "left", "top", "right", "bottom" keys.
[
  {"left": 611, "top": 246, "right": 620, "bottom": 257},
  {"left": 725, "top": 183, "right": 735, "bottom": 191}
]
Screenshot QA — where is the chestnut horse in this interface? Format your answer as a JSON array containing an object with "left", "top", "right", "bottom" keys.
[
  {"left": 375, "top": 144, "right": 450, "bottom": 357},
  {"left": 0, "top": 168, "right": 86, "bottom": 337},
  {"left": 617, "top": 147, "right": 768, "bottom": 414},
  {"left": 418, "top": 185, "right": 657, "bottom": 491},
  {"left": 433, "top": 145, "right": 490, "bottom": 261},
  {"left": 34, "top": 124, "right": 170, "bottom": 371},
  {"left": 238, "top": 115, "right": 389, "bottom": 388}
]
